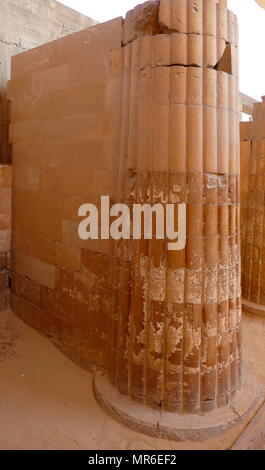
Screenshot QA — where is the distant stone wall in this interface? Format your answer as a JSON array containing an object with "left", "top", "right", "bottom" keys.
[
  {"left": 0, "top": 0, "right": 97, "bottom": 163},
  {"left": 241, "top": 101, "right": 265, "bottom": 314}
]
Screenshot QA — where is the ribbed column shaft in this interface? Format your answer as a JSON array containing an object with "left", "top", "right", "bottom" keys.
[
  {"left": 109, "top": 0, "right": 240, "bottom": 414},
  {"left": 241, "top": 99, "right": 265, "bottom": 307}
]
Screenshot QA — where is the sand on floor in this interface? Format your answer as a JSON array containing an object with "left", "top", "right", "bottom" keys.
[{"left": 0, "top": 308, "right": 264, "bottom": 450}]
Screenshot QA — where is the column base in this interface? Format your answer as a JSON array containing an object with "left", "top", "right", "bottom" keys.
[
  {"left": 242, "top": 299, "right": 265, "bottom": 317},
  {"left": 93, "top": 363, "right": 258, "bottom": 442}
]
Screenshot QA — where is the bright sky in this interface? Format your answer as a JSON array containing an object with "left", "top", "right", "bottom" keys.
[{"left": 60, "top": 0, "right": 265, "bottom": 101}]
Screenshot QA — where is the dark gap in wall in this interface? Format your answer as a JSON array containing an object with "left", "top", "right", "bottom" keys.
[{"left": 214, "top": 42, "right": 232, "bottom": 75}]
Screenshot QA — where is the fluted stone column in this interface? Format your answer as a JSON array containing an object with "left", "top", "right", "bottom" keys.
[
  {"left": 241, "top": 98, "right": 265, "bottom": 316},
  {"left": 94, "top": 0, "right": 255, "bottom": 439}
]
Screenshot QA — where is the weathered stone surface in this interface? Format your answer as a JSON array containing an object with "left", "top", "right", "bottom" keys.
[
  {"left": 9, "top": 1, "right": 242, "bottom": 420},
  {"left": 11, "top": 272, "right": 41, "bottom": 306},
  {"left": 0, "top": 165, "right": 11, "bottom": 312},
  {"left": 9, "top": 18, "right": 122, "bottom": 369},
  {"left": 122, "top": 0, "right": 161, "bottom": 45},
  {"left": 0, "top": 0, "right": 97, "bottom": 163},
  {"left": 241, "top": 99, "right": 265, "bottom": 314},
  {"left": 108, "top": 0, "right": 241, "bottom": 414}
]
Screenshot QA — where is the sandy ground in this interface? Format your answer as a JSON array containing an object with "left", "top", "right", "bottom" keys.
[{"left": 0, "top": 308, "right": 264, "bottom": 450}]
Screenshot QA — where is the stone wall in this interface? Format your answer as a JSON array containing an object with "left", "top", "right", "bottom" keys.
[
  {"left": 0, "top": 0, "right": 97, "bottom": 163},
  {"left": 8, "top": 0, "right": 242, "bottom": 417},
  {"left": 8, "top": 18, "right": 122, "bottom": 369}
]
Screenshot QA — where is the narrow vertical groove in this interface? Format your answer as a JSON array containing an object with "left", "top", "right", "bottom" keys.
[
  {"left": 143, "top": 56, "right": 154, "bottom": 406},
  {"left": 244, "top": 137, "right": 256, "bottom": 301},
  {"left": 255, "top": 143, "right": 261, "bottom": 302},
  {"left": 118, "top": 44, "right": 133, "bottom": 394},
  {"left": 199, "top": 65, "right": 204, "bottom": 412},
  {"left": 251, "top": 141, "right": 260, "bottom": 302},
  {"left": 216, "top": 39, "right": 222, "bottom": 404},
  {"left": 255, "top": 140, "right": 263, "bottom": 304},
  {"left": 161, "top": 22, "right": 173, "bottom": 410}
]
